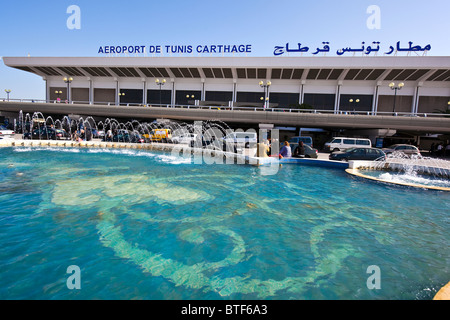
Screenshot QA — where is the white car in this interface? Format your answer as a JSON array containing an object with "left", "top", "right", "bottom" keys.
[
  {"left": 324, "top": 137, "right": 372, "bottom": 152},
  {"left": 0, "top": 125, "right": 15, "bottom": 139},
  {"left": 222, "top": 131, "right": 258, "bottom": 148},
  {"left": 172, "top": 133, "right": 198, "bottom": 146}
]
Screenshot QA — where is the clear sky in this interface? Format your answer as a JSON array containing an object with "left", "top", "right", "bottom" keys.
[{"left": 1, "top": 0, "right": 449, "bottom": 99}]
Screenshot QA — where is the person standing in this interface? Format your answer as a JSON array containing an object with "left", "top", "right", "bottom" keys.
[
  {"left": 436, "top": 143, "right": 444, "bottom": 157},
  {"left": 429, "top": 143, "right": 435, "bottom": 156}
]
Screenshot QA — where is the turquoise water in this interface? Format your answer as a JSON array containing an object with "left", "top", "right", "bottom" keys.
[{"left": 0, "top": 147, "right": 448, "bottom": 300}]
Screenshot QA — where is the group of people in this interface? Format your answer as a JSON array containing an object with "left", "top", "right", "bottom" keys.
[
  {"left": 279, "top": 141, "right": 305, "bottom": 158},
  {"left": 70, "top": 127, "right": 94, "bottom": 142},
  {"left": 429, "top": 142, "right": 450, "bottom": 157},
  {"left": 257, "top": 140, "right": 305, "bottom": 158}
]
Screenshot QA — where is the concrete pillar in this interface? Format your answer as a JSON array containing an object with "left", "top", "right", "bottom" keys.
[
  {"left": 44, "top": 77, "right": 49, "bottom": 102},
  {"left": 89, "top": 78, "right": 93, "bottom": 105},
  {"left": 114, "top": 78, "right": 119, "bottom": 105},
  {"left": 299, "top": 80, "right": 306, "bottom": 104},
  {"left": 334, "top": 83, "right": 341, "bottom": 113},
  {"left": 171, "top": 79, "right": 175, "bottom": 106},
  {"left": 201, "top": 79, "right": 205, "bottom": 101},
  {"left": 142, "top": 79, "right": 147, "bottom": 105},
  {"left": 372, "top": 84, "right": 380, "bottom": 115},
  {"left": 412, "top": 83, "right": 422, "bottom": 114}
]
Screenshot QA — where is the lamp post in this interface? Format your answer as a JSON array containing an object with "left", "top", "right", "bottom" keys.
[
  {"left": 5, "top": 89, "right": 11, "bottom": 101},
  {"left": 259, "top": 80, "right": 271, "bottom": 109},
  {"left": 389, "top": 82, "right": 404, "bottom": 115},
  {"left": 118, "top": 92, "right": 125, "bottom": 105},
  {"left": 186, "top": 94, "right": 194, "bottom": 105},
  {"left": 260, "top": 96, "right": 269, "bottom": 107},
  {"left": 155, "top": 78, "right": 166, "bottom": 106},
  {"left": 63, "top": 77, "right": 73, "bottom": 103},
  {"left": 349, "top": 98, "right": 360, "bottom": 113},
  {"left": 55, "top": 90, "right": 62, "bottom": 102}
]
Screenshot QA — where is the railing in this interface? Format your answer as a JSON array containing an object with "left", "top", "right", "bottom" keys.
[{"left": 1, "top": 98, "right": 449, "bottom": 118}]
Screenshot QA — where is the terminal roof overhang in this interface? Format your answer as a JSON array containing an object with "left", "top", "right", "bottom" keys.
[{"left": 3, "top": 56, "right": 450, "bottom": 82}]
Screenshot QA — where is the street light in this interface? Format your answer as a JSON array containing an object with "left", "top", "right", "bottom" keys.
[
  {"left": 259, "top": 80, "right": 271, "bottom": 109},
  {"left": 55, "top": 90, "right": 62, "bottom": 102},
  {"left": 260, "top": 96, "right": 269, "bottom": 107},
  {"left": 389, "top": 82, "right": 404, "bottom": 115},
  {"left": 118, "top": 92, "right": 125, "bottom": 105},
  {"left": 63, "top": 77, "right": 73, "bottom": 103},
  {"left": 186, "top": 94, "right": 194, "bottom": 105},
  {"left": 4, "top": 89, "right": 11, "bottom": 101},
  {"left": 349, "top": 98, "right": 360, "bottom": 113},
  {"left": 155, "top": 78, "right": 166, "bottom": 106}
]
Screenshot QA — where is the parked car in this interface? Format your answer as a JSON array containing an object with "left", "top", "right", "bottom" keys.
[
  {"left": 172, "top": 133, "right": 198, "bottom": 146},
  {"left": 26, "top": 127, "right": 69, "bottom": 140},
  {"left": 288, "top": 136, "right": 313, "bottom": 147},
  {"left": 145, "top": 129, "right": 172, "bottom": 143},
  {"left": 382, "top": 144, "right": 421, "bottom": 157},
  {"left": 324, "top": 137, "right": 372, "bottom": 152},
  {"left": 329, "top": 147, "right": 385, "bottom": 161},
  {"left": 0, "top": 125, "right": 15, "bottom": 138},
  {"left": 55, "top": 129, "right": 70, "bottom": 140},
  {"left": 290, "top": 143, "right": 319, "bottom": 158},
  {"left": 90, "top": 129, "right": 105, "bottom": 139},
  {"left": 222, "top": 131, "right": 258, "bottom": 149},
  {"left": 299, "top": 145, "right": 319, "bottom": 158},
  {"left": 112, "top": 130, "right": 145, "bottom": 143}
]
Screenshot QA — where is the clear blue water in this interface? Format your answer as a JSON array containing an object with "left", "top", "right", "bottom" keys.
[{"left": 0, "top": 147, "right": 448, "bottom": 300}]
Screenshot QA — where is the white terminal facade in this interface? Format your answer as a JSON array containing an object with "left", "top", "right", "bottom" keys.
[{"left": 3, "top": 55, "right": 450, "bottom": 114}]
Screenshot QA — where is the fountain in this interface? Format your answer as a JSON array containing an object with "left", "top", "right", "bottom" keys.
[
  {"left": 346, "top": 151, "right": 450, "bottom": 191},
  {"left": 5, "top": 111, "right": 258, "bottom": 164},
  {"left": 1, "top": 110, "right": 449, "bottom": 300}
]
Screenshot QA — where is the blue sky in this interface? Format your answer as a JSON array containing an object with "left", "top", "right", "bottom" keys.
[{"left": 1, "top": 0, "right": 449, "bottom": 99}]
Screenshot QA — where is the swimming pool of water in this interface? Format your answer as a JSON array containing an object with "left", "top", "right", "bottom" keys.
[{"left": 0, "top": 147, "right": 448, "bottom": 299}]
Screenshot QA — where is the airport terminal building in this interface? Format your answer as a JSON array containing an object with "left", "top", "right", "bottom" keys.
[{"left": 3, "top": 55, "right": 450, "bottom": 114}]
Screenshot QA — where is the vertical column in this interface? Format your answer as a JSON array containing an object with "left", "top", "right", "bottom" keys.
[
  {"left": 412, "top": 83, "right": 422, "bottom": 114},
  {"left": 171, "top": 79, "right": 175, "bottom": 106},
  {"left": 44, "top": 77, "right": 49, "bottom": 102},
  {"left": 299, "top": 82, "right": 304, "bottom": 104},
  {"left": 67, "top": 81, "right": 71, "bottom": 103},
  {"left": 334, "top": 81, "right": 342, "bottom": 113},
  {"left": 372, "top": 83, "right": 380, "bottom": 115},
  {"left": 88, "top": 78, "right": 93, "bottom": 105},
  {"left": 142, "top": 78, "right": 147, "bottom": 105},
  {"left": 201, "top": 79, "right": 205, "bottom": 101},
  {"left": 115, "top": 78, "right": 119, "bottom": 106},
  {"left": 301, "top": 80, "right": 306, "bottom": 104}
]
